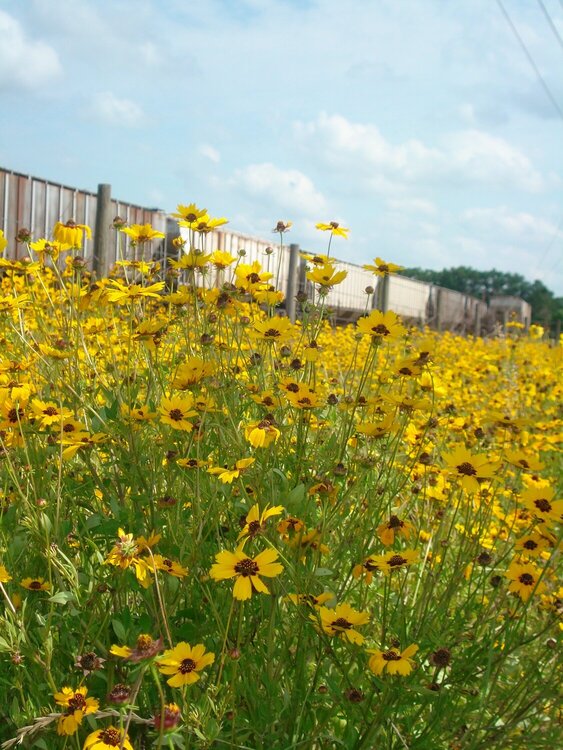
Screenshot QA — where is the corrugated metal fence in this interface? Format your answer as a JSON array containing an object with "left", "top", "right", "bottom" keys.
[{"left": 0, "top": 167, "right": 166, "bottom": 265}]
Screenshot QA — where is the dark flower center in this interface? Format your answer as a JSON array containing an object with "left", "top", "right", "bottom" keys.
[
  {"left": 523, "top": 539, "right": 538, "bottom": 550},
  {"left": 372, "top": 324, "right": 390, "bottom": 335},
  {"left": 248, "top": 520, "right": 262, "bottom": 536},
  {"left": 68, "top": 693, "right": 86, "bottom": 711},
  {"left": 169, "top": 408, "right": 184, "bottom": 421},
  {"left": 234, "top": 558, "right": 259, "bottom": 576},
  {"left": 99, "top": 728, "right": 122, "bottom": 746},
  {"left": 534, "top": 498, "right": 551, "bottom": 513},
  {"left": 457, "top": 462, "right": 477, "bottom": 476},
  {"left": 388, "top": 515, "right": 403, "bottom": 529},
  {"left": 28, "top": 580, "right": 42, "bottom": 589},
  {"left": 519, "top": 573, "right": 534, "bottom": 586},
  {"left": 43, "top": 406, "right": 58, "bottom": 416},
  {"left": 179, "top": 658, "right": 197, "bottom": 673},
  {"left": 264, "top": 329, "right": 281, "bottom": 338},
  {"left": 382, "top": 650, "right": 402, "bottom": 661},
  {"left": 332, "top": 617, "right": 352, "bottom": 630},
  {"left": 388, "top": 554, "right": 408, "bottom": 567}
]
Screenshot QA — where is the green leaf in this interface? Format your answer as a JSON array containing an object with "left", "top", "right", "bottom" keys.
[{"left": 48, "top": 591, "right": 75, "bottom": 605}]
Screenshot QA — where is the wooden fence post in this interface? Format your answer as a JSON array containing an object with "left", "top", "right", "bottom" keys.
[
  {"left": 436, "top": 288, "right": 443, "bottom": 331},
  {"left": 286, "top": 243, "right": 299, "bottom": 323},
  {"left": 93, "top": 183, "right": 111, "bottom": 277}
]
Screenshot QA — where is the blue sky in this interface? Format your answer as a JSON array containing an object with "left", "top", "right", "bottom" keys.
[{"left": 1, "top": 0, "right": 562, "bottom": 293}]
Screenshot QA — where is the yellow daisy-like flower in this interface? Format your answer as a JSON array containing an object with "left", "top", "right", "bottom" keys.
[
  {"left": 504, "top": 559, "right": 546, "bottom": 602},
  {"left": 243, "top": 418, "right": 281, "bottom": 448},
  {"left": 171, "top": 357, "right": 215, "bottom": 389},
  {"left": 0, "top": 229, "right": 7, "bottom": 253},
  {"left": 362, "top": 257, "right": 403, "bottom": 276},
  {"left": 53, "top": 220, "right": 92, "bottom": 248},
  {"left": 207, "top": 457, "right": 255, "bottom": 484},
  {"left": 519, "top": 486, "right": 562, "bottom": 525},
  {"left": 0, "top": 564, "right": 11, "bottom": 583},
  {"left": 83, "top": 726, "right": 134, "bottom": 750},
  {"left": 158, "top": 395, "right": 198, "bottom": 431},
  {"left": 120, "top": 223, "right": 165, "bottom": 244},
  {"left": 442, "top": 446, "right": 500, "bottom": 494},
  {"left": 238, "top": 503, "right": 284, "bottom": 540},
  {"left": 105, "top": 280, "right": 165, "bottom": 304},
  {"left": 110, "top": 633, "right": 164, "bottom": 662},
  {"left": 54, "top": 686, "right": 99, "bottom": 736},
  {"left": 20, "top": 577, "right": 51, "bottom": 591},
  {"left": 252, "top": 317, "right": 294, "bottom": 344},
  {"left": 315, "top": 221, "right": 349, "bottom": 238},
  {"left": 356, "top": 310, "right": 406, "bottom": 341},
  {"left": 504, "top": 449, "right": 544, "bottom": 472},
  {"left": 316, "top": 603, "right": 370, "bottom": 645},
  {"left": 376, "top": 515, "right": 414, "bottom": 546},
  {"left": 367, "top": 549, "right": 419, "bottom": 576},
  {"left": 150, "top": 554, "right": 188, "bottom": 578},
  {"left": 209, "top": 249, "right": 237, "bottom": 270},
  {"left": 171, "top": 203, "right": 207, "bottom": 222},
  {"left": 179, "top": 214, "right": 228, "bottom": 233},
  {"left": 29, "top": 238, "right": 71, "bottom": 263},
  {"left": 367, "top": 644, "right": 418, "bottom": 676},
  {"left": 306, "top": 262, "right": 348, "bottom": 288},
  {"left": 157, "top": 642, "right": 215, "bottom": 687},
  {"left": 210, "top": 545, "right": 283, "bottom": 600},
  {"left": 104, "top": 528, "right": 152, "bottom": 586}
]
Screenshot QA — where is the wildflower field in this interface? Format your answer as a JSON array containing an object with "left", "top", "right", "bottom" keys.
[{"left": 0, "top": 211, "right": 561, "bottom": 750}]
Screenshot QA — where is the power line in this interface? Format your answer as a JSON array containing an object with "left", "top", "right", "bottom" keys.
[
  {"left": 536, "top": 0, "right": 563, "bottom": 51},
  {"left": 496, "top": 0, "right": 563, "bottom": 122}
]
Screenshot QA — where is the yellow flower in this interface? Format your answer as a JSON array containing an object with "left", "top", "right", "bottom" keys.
[
  {"left": 171, "top": 203, "right": 208, "bottom": 222},
  {"left": 519, "top": 486, "right": 561, "bottom": 526},
  {"left": 207, "top": 457, "right": 255, "bottom": 484},
  {"left": 315, "top": 221, "right": 349, "bottom": 238},
  {"left": 367, "top": 644, "right": 418, "bottom": 676},
  {"left": 110, "top": 633, "right": 164, "bottom": 661},
  {"left": 120, "top": 223, "right": 165, "bottom": 244},
  {"left": 0, "top": 564, "right": 11, "bottom": 583},
  {"left": 54, "top": 686, "right": 98, "bottom": 736},
  {"left": 171, "top": 357, "right": 215, "bottom": 388},
  {"left": 157, "top": 642, "right": 215, "bottom": 687},
  {"left": 20, "top": 577, "right": 51, "bottom": 591},
  {"left": 306, "top": 262, "right": 347, "bottom": 287},
  {"left": 159, "top": 395, "right": 198, "bottom": 431},
  {"left": 376, "top": 515, "right": 414, "bottom": 546},
  {"left": 106, "top": 280, "right": 165, "bottom": 303},
  {"left": 179, "top": 214, "right": 228, "bottom": 233},
  {"left": 210, "top": 545, "right": 283, "bottom": 600},
  {"left": 243, "top": 418, "right": 281, "bottom": 448},
  {"left": 169, "top": 250, "right": 212, "bottom": 269},
  {"left": 83, "top": 727, "right": 134, "bottom": 750},
  {"left": 356, "top": 310, "right": 406, "bottom": 341},
  {"left": 505, "top": 559, "right": 546, "bottom": 602},
  {"left": 442, "top": 446, "right": 500, "bottom": 494},
  {"left": 238, "top": 503, "right": 284, "bottom": 540},
  {"left": 315, "top": 603, "right": 370, "bottom": 644},
  {"left": 367, "top": 549, "right": 419, "bottom": 576},
  {"left": 210, "top": 249, "right": 237, "bottom": 269},
  {"left": 53, "top": 220, "right": 92, "bottom": 248},
  {"left": 252, "top": 317, "right": 294, "bottom": 343},
  {"left": 29, "top": 238, "right": 71, "bottom": 263},
  {"left": 362, "top": 257, "right": 403, "bottom": 276},
  {"left": 0, "top": 230, "right": 7, "bottom": 254},
  {"left": 104, "top": 529, "right": 152, "bottom": 586},
  {"left": 504, "top": 449, "right": 544, "bottom": 472},
  {"left": 150, "top": 554, "right": 188, "bottom": 578}
]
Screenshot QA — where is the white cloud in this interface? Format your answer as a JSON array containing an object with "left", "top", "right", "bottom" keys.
[
  {"left": 231, "top": 162, "right": 327, "bottom": 217},
  {"left": 0, "top": 10, "right": 61, "bottom": 90},
  {"left": 199, "top": 144, "right": 221, "bottom": 163},
  {"left": 91, "top": 91, "right": 144, "bottom": 127},
  {"left": 294, "top": 112, "right": 545, "bottom": 192},
  {"left": 461, "top": 207, "right": 561, "bottom": 243}
]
